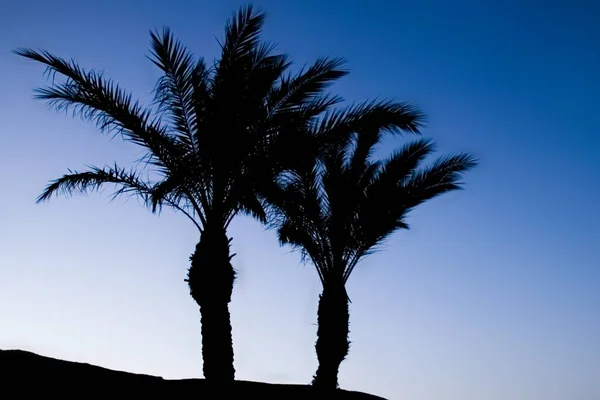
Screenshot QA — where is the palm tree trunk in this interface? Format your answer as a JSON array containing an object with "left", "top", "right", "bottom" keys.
[
  {"left": 187, "top": 224, "right": 236, "bottom": 382},
  {"left": 312, "top": 279, "right": 350, "bottom": 391}
]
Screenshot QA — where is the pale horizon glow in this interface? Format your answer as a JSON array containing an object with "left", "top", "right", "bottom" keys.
[{"left": 1, "top": 1, "right": 599, "bottom": 399}]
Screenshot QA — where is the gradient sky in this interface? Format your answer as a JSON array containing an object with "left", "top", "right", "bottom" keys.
[{"left": 1, "top": 1, "right": 599, "bottom": 399}]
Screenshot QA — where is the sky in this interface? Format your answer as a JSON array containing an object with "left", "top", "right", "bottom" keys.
[{"left": 1, "top": 0, "right": 599, "bottom": 399}]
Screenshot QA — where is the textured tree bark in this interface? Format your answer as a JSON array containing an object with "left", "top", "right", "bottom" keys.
[
  {"left": 187, "top": 224, "right": 236, "bottom": 383},
  {"left": 312, "top": 280, "right": 350, "bottom": 391}
]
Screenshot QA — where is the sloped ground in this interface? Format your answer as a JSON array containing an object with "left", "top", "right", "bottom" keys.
[{"left": 0, "top": 349, "right": 386, "bottom": 399}]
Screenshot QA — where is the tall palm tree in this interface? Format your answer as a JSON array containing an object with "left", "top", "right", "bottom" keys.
[
  {"left": 267, "top": 107, "right": 477, "bottom": 390},
  {"left": 15, "top": 5, "right": 349, "bottom": 382}
]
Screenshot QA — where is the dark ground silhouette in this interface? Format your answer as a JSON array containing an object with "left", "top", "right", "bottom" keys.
[{"left": 0, "top": 349, "right": 387, "bottom": 399}]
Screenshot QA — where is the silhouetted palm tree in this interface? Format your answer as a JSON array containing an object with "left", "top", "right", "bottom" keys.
[
  {"left": 267, "top": 109, "right": 477, "bottom": 390},
  {"left": 15, "top": 5, "right": 348, "bottom": 383}
]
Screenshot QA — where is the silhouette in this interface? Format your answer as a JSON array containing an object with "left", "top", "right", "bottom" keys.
[
  {"left": 267, "top": 112, "right": 477, "bottom": 390},
  {"left": 14, "top": 5, "right": 347, "bottom": 383},
  {"left": 0, "top": 349, "right": 387, "bottom": 399}
]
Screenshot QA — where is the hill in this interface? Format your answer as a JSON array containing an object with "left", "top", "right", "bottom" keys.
[{"left": 0, "top": 349, "right": 386, "bottom": 399}]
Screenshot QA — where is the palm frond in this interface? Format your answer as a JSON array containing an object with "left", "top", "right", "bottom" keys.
[
  {"left": 403, "top": 153, "right": 478, "bottom": 208},
  {"left": 149, "top": 28, "right": 202, "bottom": 148},
  {"left": 343, "top": 150, "right": 477, "bottom": 281},
  {"left": 266, "top": 57, "right": 348, "bottom": 118},
  {"left": 213, "top": 4, "right": 266, "bottom": 89},
  {"left": 345, "top": 140, "right": 434, "bottom": 253},
  {"left": 269, "top": 163, "right": 333, "bottom": 282},
  {"left": 375, "top": 138, "right": 437, "bottom": 187},
  {"left": 37, "top": 164, "right": 203, "bottom": 231},
  {"left": 220, "top": 5, "right": 266, "bottom": 63},
  {"left": 36, "top": 164, "right": 155, "bottom": 204},
  {"left": 314, "top": 99, "right": 426, "bottom": 158},
  {"left": 296, "top": 94, "right": 344, "bottom": 121},
  {"left": 14, "top": 48, "right": 185, "bottom": 171}
]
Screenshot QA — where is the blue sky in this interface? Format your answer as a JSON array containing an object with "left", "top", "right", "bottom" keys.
[{"left": 1, "top": 0, "right": 599, "bottom": 399}]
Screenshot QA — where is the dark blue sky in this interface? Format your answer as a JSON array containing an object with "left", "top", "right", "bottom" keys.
[{"left": 1, "top": 1, "right": 599, "bottom": 399}]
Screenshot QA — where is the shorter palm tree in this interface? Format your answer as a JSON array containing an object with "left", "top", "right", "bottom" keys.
[{"left": 268, "top": 109, "right": 477, "bottom": 390}]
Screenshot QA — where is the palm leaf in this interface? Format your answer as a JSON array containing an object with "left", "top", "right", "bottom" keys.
[
  {"left": 313, "top": 99, "right": 426, "bottom": 158},
  {"left": 343, "top": 150, "right": 477, "bottom": 281},
  {"left": 37, "top": 164, "right": 202, "bottom": 230},
  {"left": 149, "top": 27, "right": 204, "bottom": 148},
  {"left": 266, "top": 57, "right": 348, "bottom": 118},
  {"left": 374, "top": 138, "right": 436, "bottom": 187},
  {"left": 14, "top": 48, "right": 186, "bottom": 172},
  {"left": 36, "top": 164, "right": 155, "bottom": 203},
  {"left": 212, "top": 5, "right": 266, "bottom": 96},
  {"left": 220, "top": 5, "right": 266, "bottom": 65},
  {"left": 403, "top": 153, "right": 478, "bottom": 208}
]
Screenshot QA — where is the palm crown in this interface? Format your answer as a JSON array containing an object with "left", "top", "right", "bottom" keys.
[
  {"left": 272, "top": 125, "right": 477, "bottom": 283},
  {"left": 18, "top": 7, "right": 347, "bottom": 231}
]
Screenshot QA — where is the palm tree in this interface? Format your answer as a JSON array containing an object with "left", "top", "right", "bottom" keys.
[
  {"left": 267, "top": 107, "right": 477, "bottom": 390},
  {"left": 15, "top": 5, "right": 349, "bottom": 383}
]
